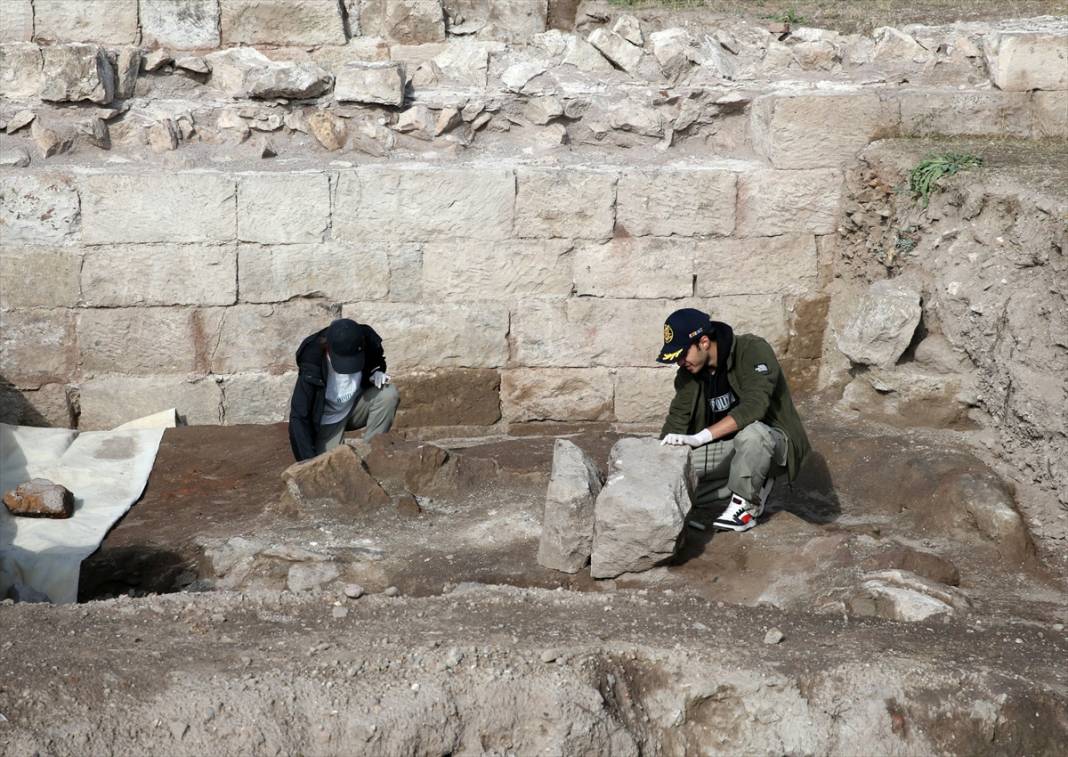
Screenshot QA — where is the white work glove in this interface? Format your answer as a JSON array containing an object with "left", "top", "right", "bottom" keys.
[
  {"left": 370, "top": 370, "right": 391, "bottom": 389},
  {"left": 660, "top": 429, "right": 713, "bottom": 448}
]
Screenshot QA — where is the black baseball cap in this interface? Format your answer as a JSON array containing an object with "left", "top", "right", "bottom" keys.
[
  {"left": 657, "top": 308, "right": 713, "bottom": 364},
  {"left": 325, "top": 318, "right": 366, "bottom": 374}
]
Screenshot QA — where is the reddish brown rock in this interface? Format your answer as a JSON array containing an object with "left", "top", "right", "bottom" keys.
[
  {"left": 3, "top": 478, "right": 74, "bottom": 518},
  {"left": 395, "top": 493, "right": 422, "bottom": 517},
  {"left": 394, "top": 369, "right": 501, "bottom": 427},
  {"left": 281, "top": 444, "right": 389, "bottom": 508}
]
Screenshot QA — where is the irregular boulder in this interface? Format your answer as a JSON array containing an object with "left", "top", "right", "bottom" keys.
[
  {"left": 984, "top": 32, "right": 1068, "bottom": 92},
  {"left": 3, "top": 478, "right": 74, "bottom": 518},
  {"left": 40, "top": 44, "right": 115, "bottom": 104},
  {"left": 588, "top": 28, "right": 644, "bottom": 74},
  {"left": 206, "top": 48, "right": 332, "bottom": 99},
  {"left": 281, "top": 444, "right": 390, "bottom": 508},
  {"left": 836, "top": 279, "right": 922, "bottom": 367},
  {"left": 335, "top": 62, "right": 405, "bottom": 107},
  {"left": 861, "top": 544, "right": 961, "bottom": 586},
  {"left": 930, "top": 473, "right": 1035, "bottom": 563},
  {"left": 537, "top": 440, "right": 603, "bottom": 573},
  {"left": 590, "top": 438, "right": 695, "bottom": 579}
]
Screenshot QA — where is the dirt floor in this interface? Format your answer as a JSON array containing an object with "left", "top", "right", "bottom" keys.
[{"left": 3, "top": 402, "right": 1065, "bottom": 754}]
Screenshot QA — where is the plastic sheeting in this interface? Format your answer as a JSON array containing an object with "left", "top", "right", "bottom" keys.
[{"left": 0, "top": 419, "right": 168, "bottom": 603}]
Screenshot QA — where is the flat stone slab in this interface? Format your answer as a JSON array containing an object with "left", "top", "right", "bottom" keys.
[{"left": 590, "top": 438, "right": 695, "bottom": 579}]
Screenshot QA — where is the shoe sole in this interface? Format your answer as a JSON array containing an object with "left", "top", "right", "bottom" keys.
[{"left": 713, "top": 519, "right": 757, "bottom": 532}]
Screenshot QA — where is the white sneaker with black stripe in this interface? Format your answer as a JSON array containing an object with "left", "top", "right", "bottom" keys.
[{"left": 712, "top": 478, "right": 775, "bottom": 532}]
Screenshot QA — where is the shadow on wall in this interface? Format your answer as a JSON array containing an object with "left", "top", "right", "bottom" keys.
[{"left": 0, "top": 376, "right": 61, "bottom": 427}]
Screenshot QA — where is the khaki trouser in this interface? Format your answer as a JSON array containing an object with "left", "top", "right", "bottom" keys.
[
  {"left": 314, "top": 384, "right": 400, "bottom": 455},
  {"left": 692, "top": 421, "right": 789, "bottom": 508}
]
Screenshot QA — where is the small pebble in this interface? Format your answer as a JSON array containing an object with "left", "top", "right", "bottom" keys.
[
  {"left": 344, "top": 584, "right": 365, "bottom": 599},
  {"left": 1053, "top": 623, "right": 1064, "bottom": 632},
  {"left": 332, "top": 606, "right": 349, "bottom": 619},
  {"left": 764, "top": 628, "right": 784, "bottom": 645},
  {"left": 540, "top": 649, "right": 560, "bottom": 663},
  {"left": 383, "top": 586, "right": 400, "bottom": 597}
]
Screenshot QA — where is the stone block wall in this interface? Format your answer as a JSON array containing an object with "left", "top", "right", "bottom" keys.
[
  {"left": 1, "top": 5, "right": 1063, "bottom": 431},
  {"left": 0, "top": 160, "right": 832, "bottom": 429}
]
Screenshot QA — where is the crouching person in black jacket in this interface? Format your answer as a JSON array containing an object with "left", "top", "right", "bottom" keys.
[{"left": 288, "top": 318, "right": 400, "bottom": 462}]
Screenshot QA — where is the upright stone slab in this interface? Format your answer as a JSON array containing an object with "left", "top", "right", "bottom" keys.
[
  {"left": 39, "top": 44, "right": 115, "bottom": 104},
  {"left": 360, "top": 0, "right": 445, "bottom": 44},
  {"left": 590, "top": 438, "right": 696, "bottom": 579},
  {"left": 34, "top": 0, "right": 139, "bottom": 44},
  {"left": 220, "top": 0, "right": 347, "bottom": 47},
  {"left": 537, "top": 440, "right": 603, "bottom": 573}
]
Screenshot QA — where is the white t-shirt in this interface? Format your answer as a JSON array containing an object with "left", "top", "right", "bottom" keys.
[{"left": 321, "top": 356, "right": 362, "bottom": 425}]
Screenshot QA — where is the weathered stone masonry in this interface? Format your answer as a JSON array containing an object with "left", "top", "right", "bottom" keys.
[
  {"left": 0, "top": 159, "right": 833, "bottom": 429},
  {"left": 1, "top": 1, "right": 1065, "bottom": 430}
]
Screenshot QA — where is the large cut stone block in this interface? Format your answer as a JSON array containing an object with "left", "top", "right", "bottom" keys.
[
  {"left": 222, "top": 371, "right": 296, "bottom": 424},
  {"left": 237, "top": 173, "right": 330, "bottom": 244},
  {"left": 39, "top": 44, "right": 114, "bottom": 103},
  {"left": 694, "top": 235, "right": 818, "bottom": 296},
  {"left": 0, "top": 174, "right": 80, "bottom": 245},
  {"left": 341, "top": 302, "right": 509, "bottom": 371},
  {"left": 514, "top": 168, "right": 616, "bottom": 240},
  {"left": 836, "top": 279, "right": 922, "bottom": 368},
  {"left": 359, "top": 0, "right": 445, "bottom": 44},
  {"left": 616, "top": 168, "right": 736, "bottom": 237},
  {"left": 238, "top": 243, "right": 390, "bottom": 304},
  {"left": 422, "top": 239, "right": 573, "bottom": 299},
  {"left": 443, "top": 0, "right": 548, "bottom": 41},
  {"left": 537, "top": 439, "right": 602, "bottom": 573},
  {"left": 0, "top": 247, "right": 82, "bottom": 308},
  {"left": 984, "top": 32, "right": 1068, "bottom": 92},
  {"left": 1034, "top": 91, "right": 1068, "bottom": 138},
  {"left": 334, "top": 166, "right": 514, "bottom": 242},
  {"left": 0, "top": 1, "right": 33, "bottom": 43},
  {"left": 613, "top": 367, "right": 676, "bottom": 424},
  {"left": 0, "top": 43, "right": 44, "bottom": 98},
  {"left": 590, "top": 438, "right": 695, "bottom": 579},
  {"left": 899, "top": 90, "right": 1033, "bottom": 138},
  {"left": 78, "top": 375, "right": 222, "bottom": 429},
  {"left": 573, "top": 238, "right": 693, "bottom": 299},
  {"left": 141, "top": 0, "right": 221, "bottom": 49},
  {"left": 34, "top": 0, "right": 139, "bottom": 44},
  {"left": 736, "top": 168, "right": 842, "bottom": 236},
  {"left": 206, "top": 301, "right": 339, "bottom": 374},
  {"left": 501, "top": 368, "right": 613, "bottom": 422},
  {"left": 0, "top": 382, "right": 74, "bottom": 427},
  {"left": 393, "top": 369, "right": 501, "bottom": 426},
  {"left": 0, "top": 309, "right": 76, "bottom": 388},
  {"left": 335, "top": 62, "right": 406, "bottom": 106},
  {"left": 220, "top": 0, "right": 347, "bottom": 46},
  {"left": 77, "top": 308, "right": 200, "bottom": 376},
  {"left": 751, "top": 91, "right": 888, "bottom": 169},
  {"left": 511, "top": 297, "right": 787, "bottom": 369},
  {"left": 81, "top": 173, "right": 236, "bottom": 244},
  {"left": 81, "top": 245, "right": 237, "bottom": 306}
]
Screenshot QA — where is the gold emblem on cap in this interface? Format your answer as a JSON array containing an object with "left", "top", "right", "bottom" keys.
[{"left": 664, "top": 324, "right": 674, "bottom": 343}]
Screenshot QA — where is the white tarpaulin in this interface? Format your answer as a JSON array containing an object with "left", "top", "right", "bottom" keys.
[{"left": 0, "top": 418, "right": 170, "bottom": 603}]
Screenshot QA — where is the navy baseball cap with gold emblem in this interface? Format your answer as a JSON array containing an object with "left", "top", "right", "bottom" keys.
[{"left": 657, "top": 308, "right": 713, "bottom": 364}]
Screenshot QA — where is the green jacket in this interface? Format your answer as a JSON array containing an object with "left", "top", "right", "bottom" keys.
[{"left": 659, "top": 333, "right": 811, "bottom": 481}]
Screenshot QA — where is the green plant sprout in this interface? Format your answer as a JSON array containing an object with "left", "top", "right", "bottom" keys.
[{"left": 908, "top": 153, "right": 983, "bottom": 207}]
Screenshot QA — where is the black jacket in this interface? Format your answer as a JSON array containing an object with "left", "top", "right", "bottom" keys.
[{"left": 288, "top": 324, "right": 387, "bottom": 461}]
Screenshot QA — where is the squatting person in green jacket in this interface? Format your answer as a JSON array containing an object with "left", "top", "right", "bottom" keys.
[{"left": 658, "top": 308, "right": 811, "bottom": 532}]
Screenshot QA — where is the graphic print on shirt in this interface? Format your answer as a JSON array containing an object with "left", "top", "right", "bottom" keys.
[{"left": 709, "top": 390, "right": 737, "bottom": 414}]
